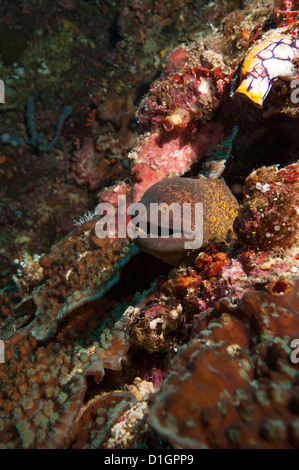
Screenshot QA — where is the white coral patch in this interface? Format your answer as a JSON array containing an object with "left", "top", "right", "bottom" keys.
[
  {"left": 197, "top": 77, "right": 213, "bottom": 96},
  {"left": 149, "top": 318, "right": 164, "bottom": 330}
]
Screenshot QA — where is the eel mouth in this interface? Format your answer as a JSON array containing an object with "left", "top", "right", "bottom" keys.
[
  {"left": 131, "top": 230, "right": 195, "bottom": 265},
  {"left": 127, "top": 206, "right": 198, "bottom": 265},
  {"left": 128, "top": 220, "right": 195, "bottom": 246}
]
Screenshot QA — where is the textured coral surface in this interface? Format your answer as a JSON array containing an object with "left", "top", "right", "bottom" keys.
[
  {"left": 150, "top": 280, "right": 299, "bottom": 449},
  {"left": 0, "top": 0, "right": 299, "bottom": 450}
]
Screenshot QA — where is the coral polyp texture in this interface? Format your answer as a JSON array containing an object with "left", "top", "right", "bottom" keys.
[
  {"left": 234, "top": 162, "right": 299, "bottom": 249},
  {"left": 149, "top": 279, "right": 299, "bottom": 449},
  {"left": 0, "top": 0, "right": 299, "bottom": 450},
  {"left": 0, "top": 303, "right": 133, "bottom": 448}
]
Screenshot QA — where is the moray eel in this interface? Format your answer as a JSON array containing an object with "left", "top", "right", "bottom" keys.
[
  {"left": 129, "top": 177, "right": 239, "bottom": 265},
  {"left": 235, "top": 34, "right": 299, "bottom": 107}
]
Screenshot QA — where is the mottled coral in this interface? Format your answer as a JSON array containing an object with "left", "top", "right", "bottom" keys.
[
  {"left": 97, "top": 91, "right": 136, "bottom": 148},
  {"left": 29, "top": 219, "right": 137, "bottom": 341},
  {"left": 70, "top": 137, "right": 113, "bottom": 190},
  {"left": 0, "top": 299, "right": 133, "bottom": 448},
  {"left": 150, "top": 279, "right": 299, "bottom": 449},
  {"left": 12, "top": 252, "right": 43, "bottom": 290},
  {"left": 234, "top": 162, "right": 299, "bottom": 249},
  {"left": 71, "top": 391, "right": 136, "bottom": 449},
  {"left": 160, "top": 239, "right": 299, "bottom": 314},
  {"left": 128, "top": 301, "right": 185, "bottom": 353},
  {"left": 129, "top": 123, "right": 224, "bottom": 202},
  {"left": 1, "top": 0, "right": 299, "bottom": 451},
  {"left": 235, "top": 34, "right": 299, "bottom": 107},
  {"left": 138, "top": 60, "right": 230, "bottom": 131},
  {"left": 127, "top": 2, "right": 276, "bottom": 203}
]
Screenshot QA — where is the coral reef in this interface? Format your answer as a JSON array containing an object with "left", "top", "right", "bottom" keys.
[
  {"left": 149, "top": 279, "right": 299, "bottom": 449},
  {"left": 70, "top": 137, "right": 109, "bottom": 190},
  {"left": 234, "top": 162, "right": 299, "bottom": 249},
  {"left": 29, "top": 220, "right": 138, "bottom": 341},
  {"left": 0, "top": 302, "right": 133, "bottom": 448},
  {"left": 0, "top": 0, "right": 299, "bottom": 451},
  {"left": 129, "top": 123, "right": 224, "bottom": 203}
]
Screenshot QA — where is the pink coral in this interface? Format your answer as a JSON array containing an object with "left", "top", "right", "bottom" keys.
[{"left": 163, "top": 47, "right": 188, "bottom": 77}]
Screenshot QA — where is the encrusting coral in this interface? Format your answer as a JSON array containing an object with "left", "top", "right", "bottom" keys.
[
  {"left": 149, "top": 279, "right": 299, "bottom": 449},
  {"left": 0, "top": 297, "right": 134, "bottom": 448},
  {"left": 234, "top": 162, "right": 299, "bottom": 249},
  {"left": 1, "top": 0, "right": 299, "bottom": 450}
]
